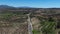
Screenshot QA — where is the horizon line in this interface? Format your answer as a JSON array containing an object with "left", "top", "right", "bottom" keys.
[{"left": 0, "top": 5, "right": 60, "bottom": 8}]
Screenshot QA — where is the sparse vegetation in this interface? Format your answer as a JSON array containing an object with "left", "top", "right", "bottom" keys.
[{"left": 0, "top": 5, "right": 60, "bottom": 34}]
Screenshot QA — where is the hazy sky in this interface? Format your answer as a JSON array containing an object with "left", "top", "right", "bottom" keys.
[{"left": 0, "top": 0, "right": 60, "bottom": 8}]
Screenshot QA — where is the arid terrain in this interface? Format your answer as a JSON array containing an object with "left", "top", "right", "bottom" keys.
[{"left": 0, "top": 5, "right": 60, "bottom": 34}]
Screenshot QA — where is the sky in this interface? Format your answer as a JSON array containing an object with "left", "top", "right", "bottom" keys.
[{"left": 0, "top": 0, "right": 60, "bottom": 8}]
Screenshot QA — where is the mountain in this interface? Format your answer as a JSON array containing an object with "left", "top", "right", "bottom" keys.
[
  {"left": 0, "top": 5, "right": 37, "bottom": 10},
  {"left": 0, "top": 5, "right": 16, "bottom": 10},
  {"left": 0, "top": 5, "right": 60, "bottom": 14},
  {"left": 17, "top": 6, "right": 36, "bottom": 8}
]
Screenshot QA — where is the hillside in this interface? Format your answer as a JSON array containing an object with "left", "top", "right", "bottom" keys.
[{"left": 0, "top": 5, "right": 60, "bottom": 34}]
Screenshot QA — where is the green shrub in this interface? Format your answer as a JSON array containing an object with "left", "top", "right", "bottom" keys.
[{"left": 32, "top": 29, "right": 40, "bottom": 34}]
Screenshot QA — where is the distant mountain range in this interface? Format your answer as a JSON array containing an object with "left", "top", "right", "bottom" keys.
[
  {"left": 0, "top": 5, "right": 60, "bottom": 9},
  {"left": 0, "top": 5, "right": 15, "bottom": 8},
  {"left": 0, "top": 5, "right": 35, "bottom": 9},
  {"left": 0, "top": 5, "right": 60, "bottom": 14},
  {"left": 0, "top": 5, "right": 16, "bottom": 10}
]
